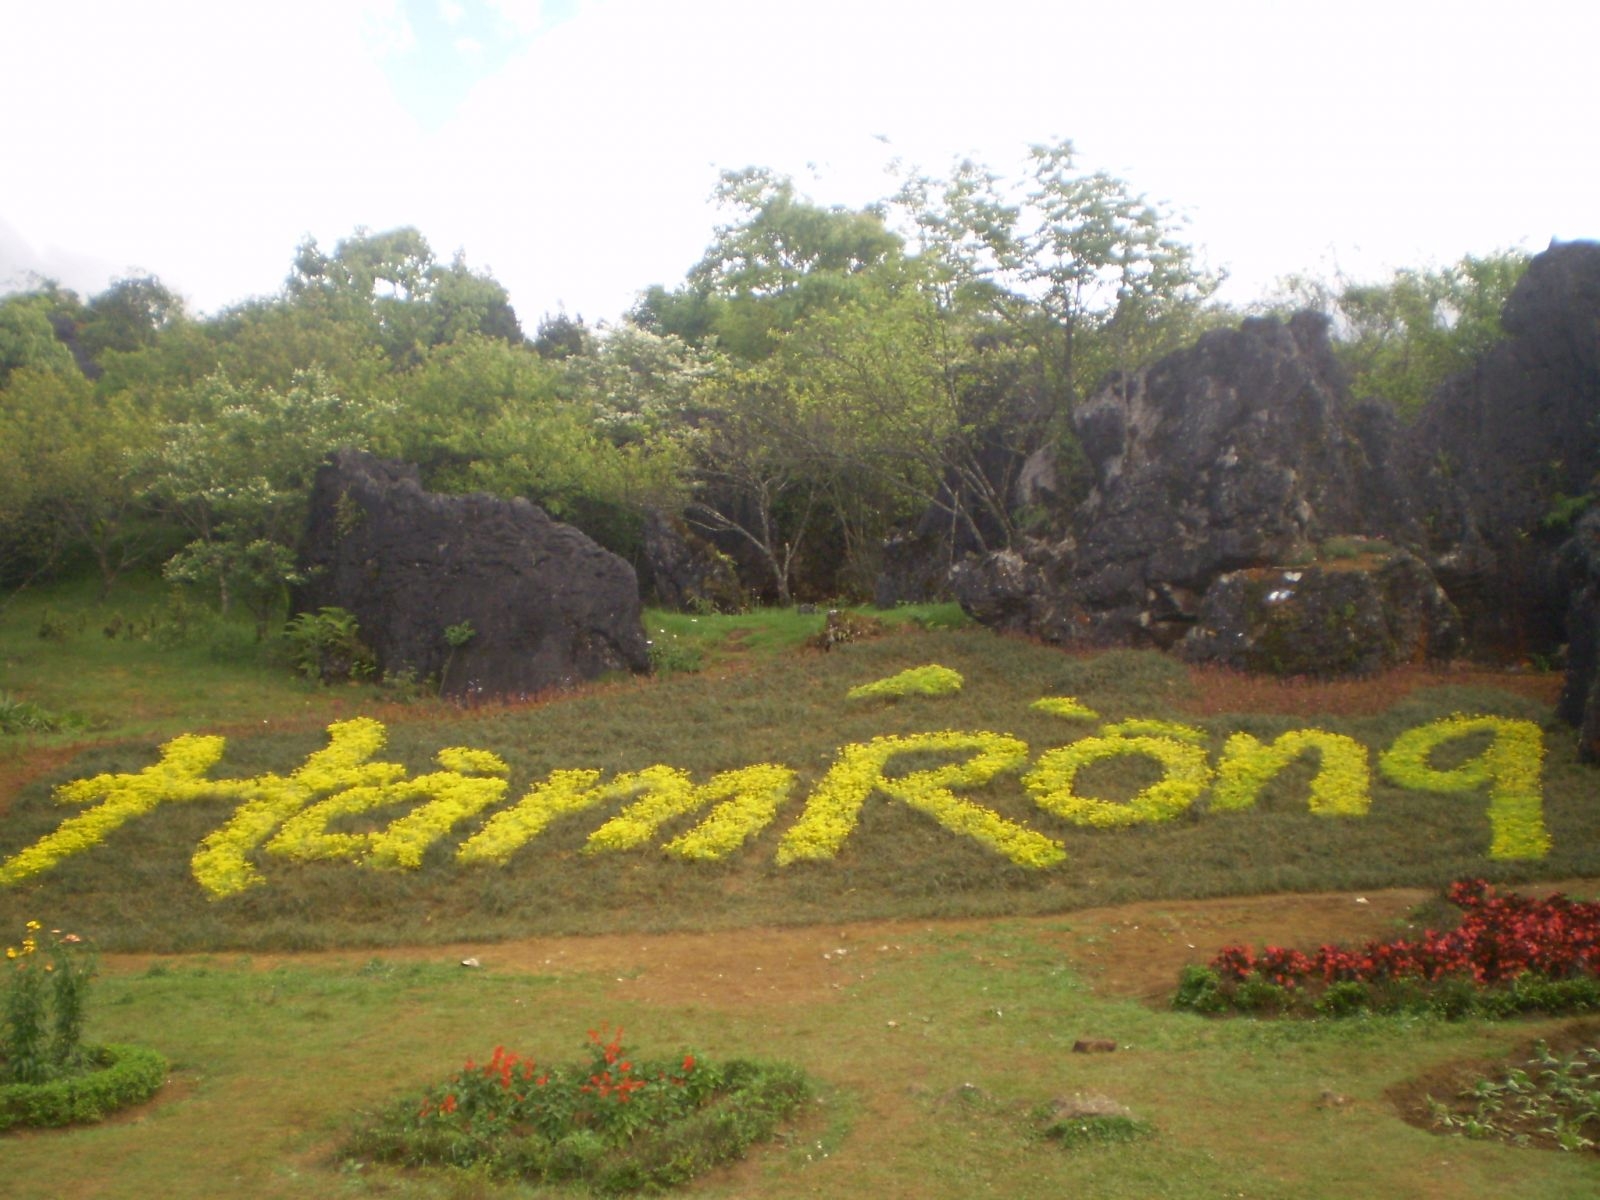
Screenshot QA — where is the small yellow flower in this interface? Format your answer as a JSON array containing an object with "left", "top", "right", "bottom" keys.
[{"left": 25, "top": 920, "right": 40, "bottom": 931}]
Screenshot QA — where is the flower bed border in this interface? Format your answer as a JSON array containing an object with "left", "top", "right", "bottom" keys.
[
  {"left": 1173, "top": 880, "right": 1600, "bottom": 1019},
  {"left": 0, "top": 1042, "right": 168, "bottom": 1131}
]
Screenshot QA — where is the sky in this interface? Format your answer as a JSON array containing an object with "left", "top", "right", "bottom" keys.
[{"left": 2, "top": 0, "right": 1596, "bottom": 329}]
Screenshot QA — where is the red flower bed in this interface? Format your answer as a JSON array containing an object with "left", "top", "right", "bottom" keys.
[{"left": 1210, "top": 880, "right": 1600, "bottom": 991}]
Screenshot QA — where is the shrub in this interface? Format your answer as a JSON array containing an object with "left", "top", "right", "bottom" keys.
[
  {"left": 1172, "top": 965, "right": 1228, "bottom": 1014},
  {"left": 283, "top": 607, "right": 376, "bottom": 684},
  {"left": 0, "top": 1043, "right": 168, "bottom": 1131},
  {"left": 1314, "top": 981, "right": 1371, "bottom": 1019},
  {"left": 0, "top": 694, "right": 71, "bottom": 735},
  {"left": 344, "top": 1026, "right": 811, "bottom": 1191},
  {"left": 1175, "top": 880, "right": 1600, "bottom": 1019}
]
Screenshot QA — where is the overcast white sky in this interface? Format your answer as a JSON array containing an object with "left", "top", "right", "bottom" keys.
[{"left": 2, "top": 0, "right": 1595, "bottom": 328}]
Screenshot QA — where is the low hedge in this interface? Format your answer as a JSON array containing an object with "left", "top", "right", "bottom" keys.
[{"left": 0, "top": 1043, "right": 168, "bottom": 1131}]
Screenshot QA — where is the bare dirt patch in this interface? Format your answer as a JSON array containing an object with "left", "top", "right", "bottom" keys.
[
  {"left": 1178, "top": 662, "right": 1563, "bottom": 718},
  {"left": 105, "top": 880, "right": 1600, "bottom": 1013},
  {"left": 1388, "top": 1019, "right": 1600, "bottom": 1155}
]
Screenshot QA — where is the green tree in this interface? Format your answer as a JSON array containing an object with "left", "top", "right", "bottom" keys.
[
  {"left": 1273, "top": 251, "right": 1529, "bottom": 414},
  {"left": 891, "top": 140, "right": 1221, "bottom": 407},
  {"left": 0, "top": 368, "right": 157, "bottom": 596},
  {"left": 146, "top": 369, "right": 394, "bottom": 633},
  {"left": 287, "top": 227, "right": 523, "bottom": 368},
  {"left": 681, "top": 356, "right": 822, "bottom": 606},
  {"left": 0, "top": 292, "right": 77, "bottom": 385},
  {"left": 389, "top": 334, "right": 682, "bottom": 555},
  {"left": 672, "top": 168, "right": 904, "bottom": 362},
  {"left": 79, "top": 275, "right": 185, "bottom": 362}
]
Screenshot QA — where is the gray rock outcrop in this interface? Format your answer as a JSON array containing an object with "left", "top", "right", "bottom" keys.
[
  {"left": 295, "top": 450, "right": 650, "bottom": 697},
  {"left": 945, "top": 241, "right": 1600, "bottom": 705},
  {"left": 1398, "top": 240, "right": 1600, "bottom": 657},
  {"left": 1179, "top": 549, "right": 1461, "bottom": 676},
  {"left": 1558, "top": 508, "right": 1600, "bottom": 762},
  {"left": 640, "top": 508, "right": 744, "bottom": 613}
]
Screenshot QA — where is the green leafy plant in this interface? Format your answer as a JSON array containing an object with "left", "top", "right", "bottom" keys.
[
  {"left": 1428, "top": 1040, "right": 1600, "bottom": 1152},
  {"left": 0, "top": 693, "right": 73, "bottom": 735},
  {"left": 1540, "top": 491, "right": 1594, "bottom": 534},
  {"left": 344, "top": 1025, "right": 811, "bottom": 1190},
  {"left": 0, "top": 1043, "right": 168, "bottom": 1131},
  {"left": 3, "top": 921, "right": 98, "bottom": 1085},
  {"left": 283, "top": 606, "right": 376, "bottom": 684},
  {"left": 439, "top": 619, "right": 477, "bottom": 695}
]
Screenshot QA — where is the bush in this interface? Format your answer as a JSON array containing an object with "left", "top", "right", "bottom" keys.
[
  {"left": 1172, "top": 965, "right": 1228, "bottom": 1014},
  {"left": 1174, "top": 881, "right": 1600, "bottom": 1020},
  {"left": 0, "top": 693, "right": 72, "bottom": 735},
  {"left": 1314, "top": 981, "right": 1371, "bottom": 1019},
  {"left": 283, "top": 607, "right": 376, "bottom": 684},
  {"left": 344, "top": 1027, "right": 811, "bottom": 1191},
  {"left": 0, "top": 1043, "right": 168, "bottom": 1130}
]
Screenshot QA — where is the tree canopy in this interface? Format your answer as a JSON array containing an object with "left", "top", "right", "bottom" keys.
[{"left": 0, "top": 154, "right": 1529, "bottom": 617}]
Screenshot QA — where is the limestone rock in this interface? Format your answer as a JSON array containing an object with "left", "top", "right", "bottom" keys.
[
  {"left": 1069, "top": 312, "right": 1394, "bottom": 611},
  {"left": 640, "top": 508, "right": 743, "bottom": 613},
  {"left": 1557, "top": 508, "right": 1600, "bottom": 762},
  {"left": 1179, "top": 548, "right": 1461, "bottom": 676},
  {"left": 295, "top": 449, "right": 650, "bottom": 697},
  {"left": 1399, "top": 240, "right": 1600, "bottom": 658}
]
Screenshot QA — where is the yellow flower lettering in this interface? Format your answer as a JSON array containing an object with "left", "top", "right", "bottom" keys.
[
  {"left": 1378, "top": 715, "right": 1548, "bottom": 859},
  {"left": 776, "top": 731, "right": 1062, "bottom": 868}
]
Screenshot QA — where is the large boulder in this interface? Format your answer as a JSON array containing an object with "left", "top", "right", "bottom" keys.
[
  {"left": 639, "top": 508, "right": 744, "bottom": 613},
  {"left": 949, "top": 311, "right": 1421, "bottom": 656},
  {"left": 295, "top": 450, "right": 650, "bottom": 697},
  {"left": 948, "top": 538, "right": 1087, "bottom": 642},
  {"left": 1557, "top": 508, "right": 1600, "bottom": 762},
  {"left": 1399, "top": 240, "right": 1600, "bottom": 658},
  {"left": 1069, "top": 312, "right": 1401, "bottom": 607},
  {"left": 1179, "top": 548, "right": 1461, "bottom": 676}
]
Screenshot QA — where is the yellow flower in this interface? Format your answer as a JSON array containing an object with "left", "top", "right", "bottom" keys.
[
  {"left": 777, "top": 730, "right": 1062, "bottom": 868},
  {"left": 846, "top": 665, "right": 964, "bottom": 700},
  {"left": 1378, "top": 714, "right": 1548, "bottom": 859},
  {"left": 1026, "top": 735, "right": 1212, "bottom": 829},
  {"left": 1030, "top": 696, "right": 1100, "bottom": 721}
]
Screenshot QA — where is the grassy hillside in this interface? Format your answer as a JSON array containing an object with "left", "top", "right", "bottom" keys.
[{"left": 1, "top": 579, "right": 1589, "bottom": 953}]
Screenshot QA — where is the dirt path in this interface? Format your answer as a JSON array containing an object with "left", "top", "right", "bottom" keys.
[{"left": 103, "top": 880, "right": 1600, "bottom": 1009}]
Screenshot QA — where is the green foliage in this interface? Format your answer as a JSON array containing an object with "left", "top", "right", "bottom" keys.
[
  {"left": 1172, "top": 965, "right": 1228, "bottom": 1014},
  {"left": 0, "top": 365, "right": 158, "bottom": 594},
  {"left": 1541, "top": 492, "right": 1595, "bottom": 533},
  {"left": 0, "top": 693, "right": 76, "bottom": 735},
  {"left": 1038, "top": 1112, "right": 1155, "bottom": 1149},
  {"left": 343, "top": 1028, "right": 811, "bottom": 1191},
  {"left": 1271, "top": 251, "right": 1529, "bottom": 415},
  {"left": 147, "top": 369, "right": 390, "bottom": 631},
  {"left": 2, "top": 921, "right": 96, "bottom": 1085},
  {"left": 1429, "top": 1040, "right": 1600, "bottom": 1152},
  {"left": 283, "top": 607, "right": 377, "bottom": 684},
  {"left": 0, "top": 292, "right": 78, "bottom": 385},
  {"left": 1314, "top": 980, "right": 1372, "bottom": 1018},
  {"left": 0, "top": 1042, "right": 168, "bottom": 1131}
]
